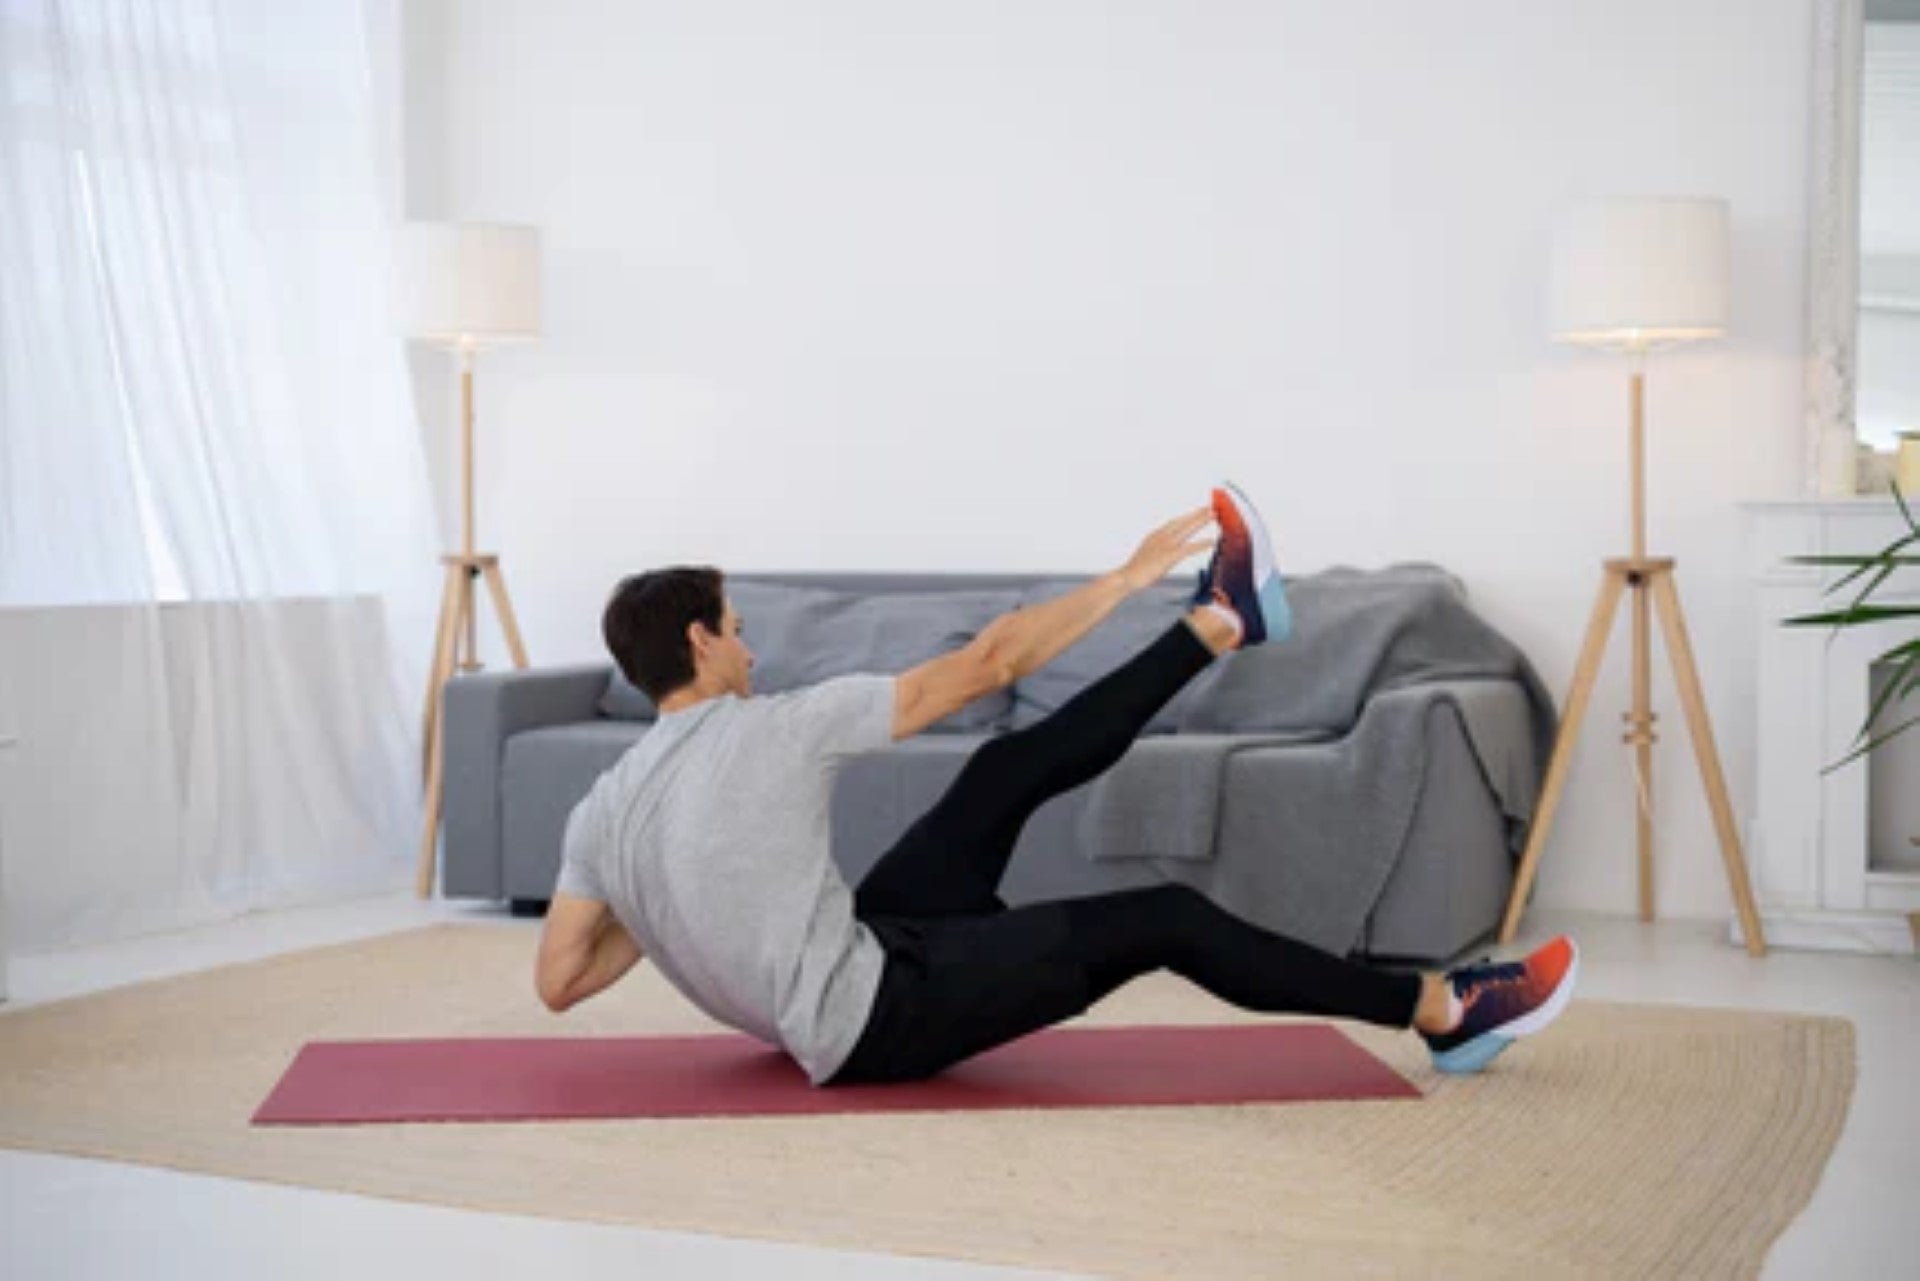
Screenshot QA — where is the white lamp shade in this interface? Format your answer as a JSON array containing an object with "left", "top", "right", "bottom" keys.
[
  {"left": 1549, "top": 198, "right": 1729, "bottom": 348},
  {"left": 394, "top": 221, "right": 542, "bottom": 345}
]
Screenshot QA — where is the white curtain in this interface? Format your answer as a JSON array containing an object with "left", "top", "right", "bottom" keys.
[{"left": 0, "top": 0, "right": 442, "bottom": 949}]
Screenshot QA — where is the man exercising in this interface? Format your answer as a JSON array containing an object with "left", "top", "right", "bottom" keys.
[{"left": 536, "top": 483, "right": 1579, "bottom": 1084}]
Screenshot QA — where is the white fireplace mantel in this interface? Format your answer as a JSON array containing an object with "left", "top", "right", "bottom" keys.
[{"left": 1743, "top": 498, "right": 1920, "bottom": 955}]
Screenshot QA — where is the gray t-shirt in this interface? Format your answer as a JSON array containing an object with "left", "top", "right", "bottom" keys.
[{"left": 554, "top": 674, "right": 897, "bottom": 1084}]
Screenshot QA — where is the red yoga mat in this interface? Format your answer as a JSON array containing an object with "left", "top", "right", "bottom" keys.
[{"left": 252, "top": 1024, "right": 1419, "bottom": 1125}]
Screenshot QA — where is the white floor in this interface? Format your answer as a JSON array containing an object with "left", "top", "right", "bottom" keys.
[{"left": 2, "top": 895, "right": 1915, "bottom": 1281}]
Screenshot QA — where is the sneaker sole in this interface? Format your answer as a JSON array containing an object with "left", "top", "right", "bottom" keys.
[
  {"left": 1430, "top": 1034, "right": 1513, "bottom": 1075},
  {"left": 1430, "top": 941, "right": 1581, "bottom": 1076},
  {"left": 1220, "top": 481, "right": 1293, "bottom": 640}
]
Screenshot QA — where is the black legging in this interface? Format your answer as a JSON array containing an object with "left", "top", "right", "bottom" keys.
[{"left": 833, "top": 617, "right": 1423, "bottom": 1085}]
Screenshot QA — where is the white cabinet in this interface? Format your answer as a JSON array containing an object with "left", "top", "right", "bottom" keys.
[{"left": 1744, "top": 500, "right": 1920, "bottom": 954}]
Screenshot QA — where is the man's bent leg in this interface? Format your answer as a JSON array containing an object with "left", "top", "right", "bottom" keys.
[
  {"left": 1062, "top": 885, "right": 1423, "bottom": 1024},
  {"left": 854, "top": 616, "right": 1223, "bottom": 920},
  {"left": 831, "top": 885, "right": 1424, "bottom": 1085}
]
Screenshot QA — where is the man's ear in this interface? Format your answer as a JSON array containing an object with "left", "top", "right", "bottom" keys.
[{"left": 686, "top": 618, "right": 716, "bottom": 661}]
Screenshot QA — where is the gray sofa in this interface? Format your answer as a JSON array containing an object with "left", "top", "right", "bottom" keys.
[{"left": 442, "top": 566, "right": 1556, "bottom": 966}]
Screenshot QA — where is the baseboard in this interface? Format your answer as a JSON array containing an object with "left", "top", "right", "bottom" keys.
[{"left": 1730, "top": 907, "right": 1919, "bottom": 956}]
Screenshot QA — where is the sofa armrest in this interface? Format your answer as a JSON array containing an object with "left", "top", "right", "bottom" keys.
[
  {"left": 442, "top": 664, "right": 615, "bottom": 899},
  {"left": 1371, "top": 678, "right": 1542, "bottom": 841},
  {"left": 1193, "top": 680, "right": 1531, "bottom": 958}
]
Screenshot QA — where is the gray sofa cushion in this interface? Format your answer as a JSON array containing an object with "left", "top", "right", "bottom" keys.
[
  {"left": 1076, "top": 735, "right": 1242, "bottom": 862},
  {"left": 1008, "top": 577, "right": 1222, "bottom": 733},
  {"left": 597, "top": 583, "right": 1023, "bottom": 730},
  {"left": 599, "top": 670, "right": 656, "bottom": 721},
  {"left": 1077, "top": 730, "right": 1332, "bottom": 862},
  {"left": 443, "top": 663, "right": 613, "bottom": 901},
  {"left": 725, "top": 582, "right": 1022, "bottom": 732},
  {"left": 501, "top": 720, "right": 651, "bottom": 899},
  {"left": 1175, "top": 564, "right": 1548, "bottom": 741}
]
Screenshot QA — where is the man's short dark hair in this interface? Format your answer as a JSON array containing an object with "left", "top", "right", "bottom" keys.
[{"left": 602, "top": 566, "right": 726, "bottom": 702}]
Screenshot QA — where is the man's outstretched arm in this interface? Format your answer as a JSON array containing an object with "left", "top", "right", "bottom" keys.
[
  {"left": 893, "top": 506, "right": 1217, "bottom": 740},
  {"left": 536, "top": 893, "right": 645, "bottom": 1012}
]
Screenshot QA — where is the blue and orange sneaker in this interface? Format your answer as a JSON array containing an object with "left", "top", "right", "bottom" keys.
[
  {"left": 1192, "top": 481, "right": 1292, "bottom": 646},
  {"left": 1420, "top": 935, "right": 1580, "bottom": 1075}
]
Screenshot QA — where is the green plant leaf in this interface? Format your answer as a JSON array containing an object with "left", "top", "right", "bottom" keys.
[
  {"left": 1784, "top": 480, "right": 1920, "bottom": 772},
  {"left": 1786, "top": 554, "right": 1920, "bottom": 567},
  {"left": 1812, "top": 523, "right": 1919, "bottom": 596},
  {"left": 1858, "top": 646, "right": 1920, "bottom": 743},
  {"left": 1874, "top": 639, "right": 1920, "bottom": 703},
  {"left": 1782, "top": 604, "right": 1920, "bottom": 627},
  {"left": 1853, "top": 559, "right": 1901, "bottom": 612},
  {"left": 1822, "top": 712, "right": 1920, "bottom": 774},
  {"left": 1841, "top": 530, "right": 1918, "bottom": 598}
]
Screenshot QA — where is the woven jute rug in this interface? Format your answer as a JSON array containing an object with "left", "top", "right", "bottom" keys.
[{"left": 0, "top": 924, "right": 1855, "bottom": 1279}]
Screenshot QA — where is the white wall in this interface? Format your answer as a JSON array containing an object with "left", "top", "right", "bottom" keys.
[{"left": 408, "top": 0, "right": 1817, "bottom": 922}]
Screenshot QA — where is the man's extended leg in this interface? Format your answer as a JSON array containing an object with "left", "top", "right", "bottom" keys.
[
  {"left": 833, "top": 885, "right": 1429, "bottom": 1084},
  {"left": 835, "top": 886, "right": 1580, "bottom": 1085},
  {"left": 853, "top": 609, "right": 1229, "bottom": 920},
  {"left": 854, "top": 485, "right": 1284, "bottom": 921}
]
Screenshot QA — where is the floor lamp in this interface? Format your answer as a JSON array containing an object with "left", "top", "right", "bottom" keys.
[
  {"left": 395, "top": 221, "right": 540, "bottom": 899},
  {"left": 1499, "top": 197, "right": 1768, "bottom": 957}
]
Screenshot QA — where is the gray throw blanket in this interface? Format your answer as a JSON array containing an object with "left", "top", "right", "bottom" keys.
[{"left": 1073, "top": 563, "right": 1557, "bottom": 954}]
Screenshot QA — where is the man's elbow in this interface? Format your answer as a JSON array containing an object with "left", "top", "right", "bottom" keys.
[
  {"left": 535, "top": 970, "right": 575, "bottom": 1013},
  {"left": 971, "top": 628, "right": 1017, "bottom": 693}
]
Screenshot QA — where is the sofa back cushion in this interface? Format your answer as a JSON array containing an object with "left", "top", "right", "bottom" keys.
[
  {"left": 1007, "top": 577, "right": 1222, "bottom": 734},
  {"left": 602, "top": 582, "right": 1022, "bottom": 732},
  {"left": 599, "top": 670, "right": 656, "bottom": 721},
  {"left": 1175, "top": 565, "right": 1495, "bottom": 735},
  {"left": 739, "top": 583, "right": 1022, "bottom": 731}
]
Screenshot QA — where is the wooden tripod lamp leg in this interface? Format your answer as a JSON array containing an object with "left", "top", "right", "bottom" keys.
[
  {"left": 455, "top": 564, "right": 483, "bottom": 674},
  {"left": 416, "top": 564, "right": 467, "bottom": 899},
  {"left": 420, "top": 564, "right": 464, "bottom": 783},
  {"left": 1649, "top": 570, "right": 1769, "bottom": 957},
  {"left": 416, "top": 695, "right": 448, "bottom": 899},
  {"left": 1499, "top": 567, "right": 1629, "bottom": 945},
  {"left": 1630, "top": 584, "right": 1657, "bottom": 921},
  {"left": 482, "top": 561, "right": 530, "bottom": 669}
]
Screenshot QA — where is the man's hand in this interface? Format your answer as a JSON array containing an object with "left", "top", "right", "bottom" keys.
[{"left": 1118, "top": 506, "right": 1216, "bottom": 592}]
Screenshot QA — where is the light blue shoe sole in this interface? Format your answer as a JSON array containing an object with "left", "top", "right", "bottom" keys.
[
  {"left": 1429, "top": 1033, "right": 1514, "bottom": 1075},
  {"left": 1256, "top": 574, "right": 1292, "bottom": 641}
]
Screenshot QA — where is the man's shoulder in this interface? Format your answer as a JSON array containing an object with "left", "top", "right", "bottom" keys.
[
  {"left": 746, "top": 675, "right": 897, "bottom": 758},
  {"left": 757, "top": 673, "right": 895, "bottom": 708}
]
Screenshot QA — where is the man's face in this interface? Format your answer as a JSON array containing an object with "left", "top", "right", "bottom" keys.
[{"left": 701, "top": 599, "right": 755, "bottom": 697}]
